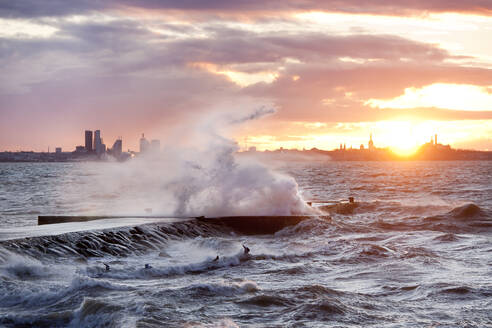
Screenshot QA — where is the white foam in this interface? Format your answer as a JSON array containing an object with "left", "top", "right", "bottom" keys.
[
  {"left": 0, "top": 249, "right": 50, "bottom": 280},
  {"left": 184, "top": 318, "right": 240, "bottom": 328},
  {"left": 0, "top": 250, "right": 131, "bottom": 309},
  {"left": 87, "top": 249, "right": 249, "bottom": 280}
]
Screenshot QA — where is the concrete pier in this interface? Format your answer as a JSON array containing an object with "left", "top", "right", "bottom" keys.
[
  {"left": 38, "top": 215, "right": 331, "bottom": 234},
  {"left": 38, "top": 215, "right": 175, "bottom": 225},
  {"left": 197, "top": 215, "right": 331, "bottom": 234}
]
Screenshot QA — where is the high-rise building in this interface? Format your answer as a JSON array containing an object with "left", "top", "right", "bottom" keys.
[
  {"left": 150, "top": 139, "right": 160, "bottom": 153},
  {"left": 139, "top": 133, "right": 150, "bottom": 153},
  {"left": 112, "top": 138, "right": 123, "bottom": 157},
  {"left": 94, "top": 130, "right": 103, "bottom": 154},
  {"left": 85, "top": 130, "right": 93, "bottom": 152},
  {"left": 94, "top": 130, "right": 101, "bottom": 151}
]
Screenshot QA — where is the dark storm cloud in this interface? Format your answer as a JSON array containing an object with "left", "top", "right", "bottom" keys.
[
  {"left": 0, "top": 0, "right": 107, "bottom": 18},
  {"left": 1, "top": 0, "right": 491, "bottom": 18},
  {"left": 167, "top": 32, "right": 451, "bottom": 66},
  {"left": 0, "top": 18, "right": 486, "bottom": 107},
  {"left": 0, "top": 20, "right": 154, "bottom": 60},
  {"left": 0, "top": 18, "right": 453, "bottom": 91},
  {"left": 119, "top": 0, "right": 492, "bottom": 15}
]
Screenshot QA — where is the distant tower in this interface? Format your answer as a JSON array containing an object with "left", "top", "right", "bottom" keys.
[
  {"left": 368, "top": 133, "right": 375, "bottom": 150},
  {"left": 150, "top": 139, "right": 160, "bottom": 153},
  {"left": 94, "top": 130, "right": 103, "bottom": 154},
  {"left": 85, "top": 130, "right": 93, "bottom": 152},
  {"left": 111, "top": 137, "right": 123, "bottom": 157},
  {"left": 139, "top": 133, "right": 150, "bottom": 153}
]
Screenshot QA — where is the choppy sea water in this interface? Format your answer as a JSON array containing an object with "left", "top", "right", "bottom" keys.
[{"left": 0, "top": 161, "right": 491, "bottom": 327}]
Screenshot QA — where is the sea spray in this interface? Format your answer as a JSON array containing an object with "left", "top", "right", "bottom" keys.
[
  {"left": 58, "top": 107, "right": 315, "bottom": 217},
  {"left": 166, "top": 137, "right": 313, "bottom": 217}
]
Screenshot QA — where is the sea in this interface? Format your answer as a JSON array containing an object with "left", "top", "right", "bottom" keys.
[{"left": 0, "top": 160, "right": 491, "bottom": 327}]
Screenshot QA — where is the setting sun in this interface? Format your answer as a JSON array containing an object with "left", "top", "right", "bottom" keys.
[{"left": 371, "top": 121, "right": 430, "bottom": 156}]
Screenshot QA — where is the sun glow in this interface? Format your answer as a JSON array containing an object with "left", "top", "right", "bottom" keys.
[
  {"left": 370, "top": 121, "right": 421, "bottom": 156},
  {"left": 238, "top": 120, "right": 488, "bottom": 153},
  {"left": 366, "top": 83, "right": 492, "bottom": 111}
]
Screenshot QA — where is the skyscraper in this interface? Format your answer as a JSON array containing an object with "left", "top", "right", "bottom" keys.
[
  {"left": 85, "top": 130, "right": 93, "bottom": 152},
  {"left": 112, "top": 138, "right": 123, "bottom": 157},
  {"left": 150, "top": 139, "right": 160, "bottom": 153},
  {"left": 139, "top": 133, "right": 150, "bottom": 153},
  {"left": 94, "top": 130, "right": 100, "bottom": 148},
  {"left": 94, "top": 130, "right": 103, "bottom": 155}
]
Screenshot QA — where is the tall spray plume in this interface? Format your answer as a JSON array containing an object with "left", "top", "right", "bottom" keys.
[{"left": 61, "top": 106, "right": 316, "bottom": 217}]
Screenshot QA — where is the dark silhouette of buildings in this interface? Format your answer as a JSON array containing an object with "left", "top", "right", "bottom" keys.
[
  {"left": 2, "top": 131, "right": 491, "bottom": 162},
  {"left": 240, "top": 134, "right": 492, "bottom": 161},
  {"left": 85, "top": 130, "right": 93, "bottom": 152},
  {"left": 111, "top": 138, "right": 123, "bottom": 157},
  {"left": 94, "top": 130, "right": 107, "bottom": 155}
]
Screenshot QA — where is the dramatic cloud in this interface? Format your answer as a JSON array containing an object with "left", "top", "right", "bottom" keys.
[
  {"left": 0, "top": 1, "right": 491, "bottom": 151},
  {"left": 2, "top": 0, "right": 491, "bottom": 18},
  {"left": 120, "top": 0, "right": 492, "bottom": 16}
]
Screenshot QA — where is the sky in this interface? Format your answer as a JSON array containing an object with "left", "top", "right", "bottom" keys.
[{"left": 1, "top": 1, "right": 491, "bottom": 153}]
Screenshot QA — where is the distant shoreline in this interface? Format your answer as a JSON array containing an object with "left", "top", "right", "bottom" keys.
[{"left": 1, "top": 149, "right": 491, "bottom": 162}]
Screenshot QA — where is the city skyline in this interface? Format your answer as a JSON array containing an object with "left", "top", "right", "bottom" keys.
[
  {"left": 3, "top": 123, "right": 490, "bottom": 153},
  {"left": 75, "top": 130, "right": 160, "bottom": 155},
  {"left": 2, "top": 127, "right": 485, "bottom": 156}
]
